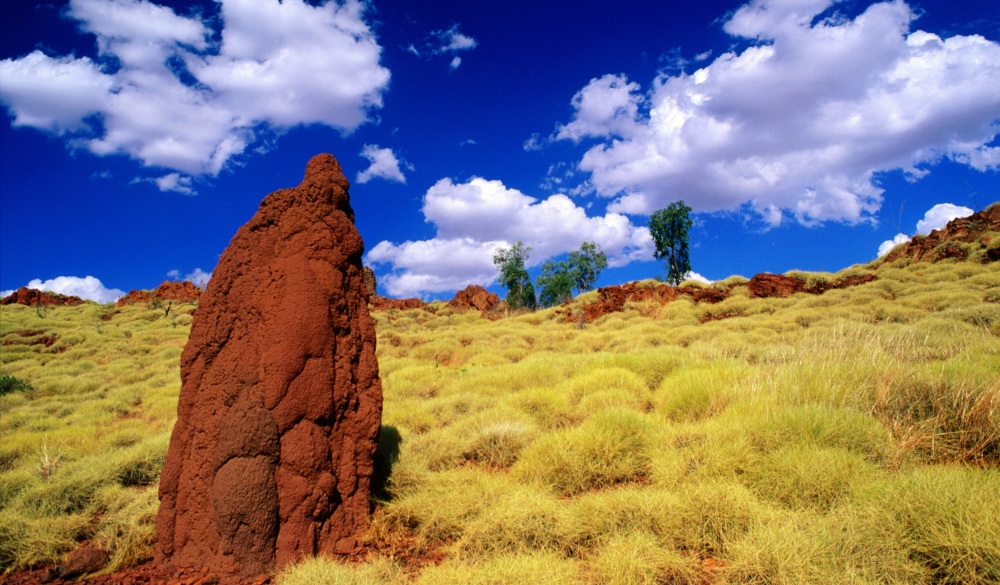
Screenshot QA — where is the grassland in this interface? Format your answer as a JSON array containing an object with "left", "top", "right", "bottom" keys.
[{"left": 1, "top": 256, "right": 998, "bottom": 584}]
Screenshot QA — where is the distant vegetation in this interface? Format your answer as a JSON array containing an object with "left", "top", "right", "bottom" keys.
[
  {"left": 2, "top": 255, "right": 999, "bottom": 583},
  {"left": 536, "top": 241, "right": 608, "bottom": 308},
  {"left": 492, "top": 240, "right": 536, "bottom": 311},
  {"left": 650, "top": 201, "right": 693, "bottom": 286}
]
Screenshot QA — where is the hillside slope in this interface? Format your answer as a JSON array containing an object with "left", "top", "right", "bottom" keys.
[{"left": 1, "top": 212, "right": 999, "bottom": 583}]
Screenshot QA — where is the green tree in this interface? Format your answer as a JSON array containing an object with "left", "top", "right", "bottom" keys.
[
  {"left": 493, "top": 241, "right": 536, "bottom": 310},
  {"left": 649, "top": 201, "right": 693, "bottom": 286},
  {"left": 567, "top": 241, "right": 607, "bottom": 292},
  {"left": 536, "top": 242, "right": 608, "bottom": 308},
  {"left": 536, "top": 260, "right": 575, "bottom": 308}
]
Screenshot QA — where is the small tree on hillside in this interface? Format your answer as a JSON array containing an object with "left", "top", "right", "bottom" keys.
[
  {"left": 536, "top": 260, "right": 575, "bottom": 308},
  {"left": 567, "top": 241, "right": 607, "bottom": 292},
  {"left": 649, "top": 201, "right": 693, "bottom": 286},
  {"left": 493, "top": 241, "right": 536, "bottom": 310},
  {"left": 536, "top": 242, "right": 608, "bottom": 308}
]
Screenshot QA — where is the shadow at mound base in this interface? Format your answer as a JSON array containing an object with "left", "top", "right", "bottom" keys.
[{"left": 371, "top": 425, "right": 403, "bottom": 505}]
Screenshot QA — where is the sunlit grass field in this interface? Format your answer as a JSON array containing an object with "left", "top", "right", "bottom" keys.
[{"left": 2, "top": 256, "right": 998, "bottom": 583}]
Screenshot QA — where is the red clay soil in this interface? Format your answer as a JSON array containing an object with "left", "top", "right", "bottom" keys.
[
  {"left": 448, "top": 284, "right": 500, "bottom": 312},
  {"left": 116, "top": 281, "right": 203, "bottom": 307},
  {"left": 882, "top": 203, "right": 1000, "bottom": 263},
  {"left": 155, "top": 154, "right": 383, "bottom": 580},
  {"left": 0, "top": 287, "right": 85, "bottom": 307}
]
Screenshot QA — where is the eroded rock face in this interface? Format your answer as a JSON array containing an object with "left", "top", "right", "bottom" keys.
[
  {"left": 449, "top": 285, "right": 499, "bottom": 312},
  {"left": 117, "top": 280, "right": 203, "bottom": 307},
  {"left": 156, "top": 154, "right": 382, "bottom": 578},
  {"left": 362, "top": 267, "right": 377, "bottom": 298},
  {"left": 747, "top": 273, "right": 805, "bottom": 299},
  {"left": 883, "top": 204, "right": 1000, "bottom": 263},
  {"left": 368, "top": 295, "right": 425, "bottom": 311}
]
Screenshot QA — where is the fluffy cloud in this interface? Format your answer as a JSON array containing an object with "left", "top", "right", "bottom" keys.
[
  {"left": 356, "top": 145, "right": 410, "bottom": 184},
  {"left": 0, "top": 0, "right": 389, "bottom": 183},
  {"left": 554, "top": 0, "right": 1000, "bottom": 226},
  {"left": 435, "top": 26, "right": 478, "bottom": 53},
  {"left": 167, "top": 268, "right": 211, "bottom": 287},
  {"left": 2, "top": 275, "right": 125, "bottom": 303},
  {"left": 366, "top": 177, "right": 654, "bottom": 298},
  {"left": 154, "top": 173, "right": 195, "bottom": 195},
  {"left": 876, "top": 202, "right": 973, "bottom": 257}
]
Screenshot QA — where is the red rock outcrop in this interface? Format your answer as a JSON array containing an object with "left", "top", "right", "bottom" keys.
[
  {"left": 117, "top": 281, "right": 203, "bottom": 307},
  {"left": 747, "top": 273, "right": 806, "bottom": 299},
  {"left": 747, "top": 273, "right": 879, "bottom": 298},
  {"left": 883, "top": 203, "right": 1000, "bottom": 263},
  {"left": 689, "top": 287, "right": 728, "bottom": 304},
  {"left": 156, "top": 154, "right": 383, "bottom": 579},
  {"left": 572, "top": 270, "right": 878, "bottom": 320},
  {"left": 0, "top": 287, "right": 85, "bottom": 306},
  {"left": 578, "top": 283, "right": 680, "bottom": 322},
  {"left": 116, "top": 289, "right": 152, "bottom": 306},
  {"left": 155, "top": 280, "right": 203, "bottom": 303},
  {"left": 368, "top": 295, "right": 425, "bottom": 311},
  {"left": 807, "top": 273, "right": 877, "bottom": 293},
  {"left": 449, "top": 285, "right": 500, "bottom": 311},
  {"left": 362, "top": 267, "right": 377, "bottom": 298}
]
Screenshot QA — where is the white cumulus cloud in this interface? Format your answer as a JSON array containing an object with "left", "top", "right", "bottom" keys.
[
  {"left": 154, "top": 173, "right": 196, "bottom": 195},
  {"left": 553, "top": 0, "right": 1000, "bottom": 226},
  {"left": 356, "top": 145, "right": 410, "bottom": 184},
  {"left": 4, "top": 275, "right": 125, "bottom": 303},
  {"left": 875, "top": 201, "right": 974, "bottom": 257},
  {"left": 365, "top": 177, "right": 654, "bottom": 298},
  {"left": 0, "top": 0, "right": 389, "bottom": 183}
]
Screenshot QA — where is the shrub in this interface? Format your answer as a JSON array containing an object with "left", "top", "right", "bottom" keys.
[{"left": 0, "top": 375, "right": 33, "bottom": 395}]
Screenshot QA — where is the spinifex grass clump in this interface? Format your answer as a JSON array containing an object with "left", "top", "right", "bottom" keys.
[{"left": 3, "top": 255, "right": 1000, "bottom": 583}]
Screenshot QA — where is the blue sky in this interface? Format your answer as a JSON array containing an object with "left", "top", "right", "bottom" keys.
[{"left": 1, "top": 0, "right": 998, "bottom": 302}]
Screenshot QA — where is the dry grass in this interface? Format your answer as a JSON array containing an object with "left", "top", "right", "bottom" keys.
[{"left": 3, "top": 257, "right": 999, "bottom": 583}]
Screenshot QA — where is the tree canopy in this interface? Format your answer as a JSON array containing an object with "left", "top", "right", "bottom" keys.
[
  {"left": 493, "top": 241, "right": 536, "bottom": 310},
  {"left": 567, "top": 241, "right": 608, "bottom": 293},
  {"left": 649, "top": 201, "right": 693, "bottom": 286},
  {"left": 536, "top": 241, "right": 608, "bottom": 308}
]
